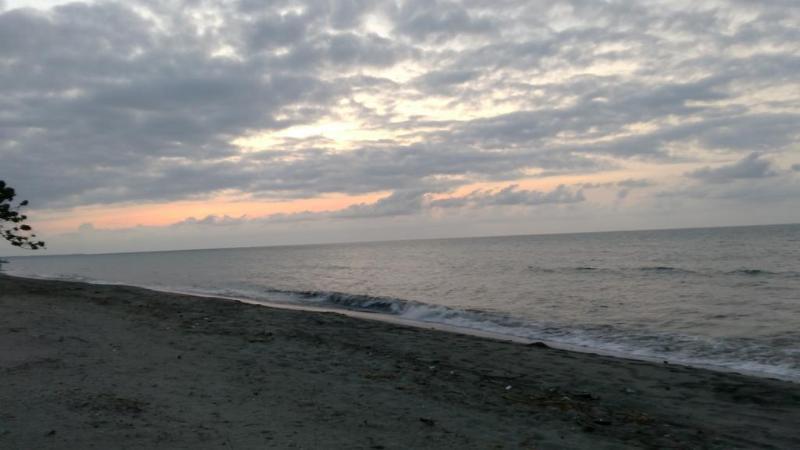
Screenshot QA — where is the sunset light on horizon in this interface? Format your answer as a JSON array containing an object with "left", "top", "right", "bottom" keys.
[{"left": 1, "top": 0, "right": 799, "bottom": 254}]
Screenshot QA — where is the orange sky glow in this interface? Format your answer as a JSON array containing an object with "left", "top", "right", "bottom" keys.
[{"left": 33, "top": 160, "right": 690, "bottom": 234}]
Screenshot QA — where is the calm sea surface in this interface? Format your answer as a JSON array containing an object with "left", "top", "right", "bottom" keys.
[{"left": 4, "top": 224, "right": 799, "bottom": 380}]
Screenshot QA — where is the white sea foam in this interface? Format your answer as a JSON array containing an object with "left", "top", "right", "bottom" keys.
[
  {"left": 4, "top": 224, "right": 799, "bottom": 383},
  {"left": 10, "top": 269, "right": 796, "bottom": 382}
]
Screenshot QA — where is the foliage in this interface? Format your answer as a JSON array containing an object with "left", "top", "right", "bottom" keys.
[{"left": 0, "top": 180, "right": 45, "bottom": 250}]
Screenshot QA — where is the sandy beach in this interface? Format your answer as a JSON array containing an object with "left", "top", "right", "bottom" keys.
[{"left": 1, "top": 274, "right": 799, "bottom": 449}]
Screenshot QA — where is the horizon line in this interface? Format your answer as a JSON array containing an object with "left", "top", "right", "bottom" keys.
[{"left": 3, "top": 221, "right": 798, "bottom": 259}]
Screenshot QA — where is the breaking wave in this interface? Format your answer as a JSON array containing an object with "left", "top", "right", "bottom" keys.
[
  {"left": 4, "top": 266, "right": 799, "bottom": 382},
  {"left": 173, "top": 285, "right": 800, "bottom": 382}
]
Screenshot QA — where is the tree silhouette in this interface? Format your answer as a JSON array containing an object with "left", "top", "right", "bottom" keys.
[{"left": 1, "top": 180, "right": 45, "bottom": 250}]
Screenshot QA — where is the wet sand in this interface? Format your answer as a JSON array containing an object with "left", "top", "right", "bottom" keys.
[{"left": 1, "top": 274, "right": 799, "bottom": 449}]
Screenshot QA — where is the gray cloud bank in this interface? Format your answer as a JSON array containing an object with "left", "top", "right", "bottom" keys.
[
  {"left": 0, "top": 0, "right": 798, "bottom": 228},
  {"left": 687, "top": 153, "right": 777, "bottom": 184}
]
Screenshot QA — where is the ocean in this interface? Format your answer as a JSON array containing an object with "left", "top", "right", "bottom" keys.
[{"left": 3, "top": 224, "right": 799, "bottom": 381}]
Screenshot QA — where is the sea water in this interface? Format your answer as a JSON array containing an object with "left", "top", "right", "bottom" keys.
[{"left": 3, "top": 224, "right": 799, "bottom": 381}]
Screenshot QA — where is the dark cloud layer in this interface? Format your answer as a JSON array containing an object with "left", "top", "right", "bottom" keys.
[
  {"left": 430, "top": 184, "right": 585, "bottom": 209},
  {"left": 687, "top": 153, "right": 777, "bottom": 184},
  {"left": 0, "top": 0, "right": 798, "bottom": 214}
]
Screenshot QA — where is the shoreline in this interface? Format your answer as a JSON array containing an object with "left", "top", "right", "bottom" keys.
[
  {"left": 4, "top": 271, "right": 796, "bottom": 384},
  {"left": 2, "top": 274, "right": 799, "bottom": 448}
]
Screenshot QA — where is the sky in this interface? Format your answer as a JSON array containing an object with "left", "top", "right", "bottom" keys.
[{"left": 1, "top": 0, "right": 799, "bottom": 255}]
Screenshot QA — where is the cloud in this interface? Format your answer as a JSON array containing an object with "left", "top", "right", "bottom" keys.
[
  {"left": 582, "top": 179, "right": 654, "bottom": 189},
  {"left": 578, "top": 178, "right": 655, "bottom": 200},
  {"left": 391, "top": 0, "right": 497, "bottom": 42},
  {"left": 0, "top": 0, "right": 798, "bottom": 218},
  {"left": 431, "top": 184, "right": 585, "bottom": 209},
  {"left": 173, "top": 215, "right": 248, "bottom": 227},
  {"left": 616, "top": 179, "right": 654, "bottom": 189},
  {"left": 686, "top": 153, "right": 778, "bottom": 184},
  {"left": 473, "top": 184, "right": 585, "bottom": 207},
  {"left": 414, "top": 69, "right": 479, "bottom": 92},
  {"left": 616, "top": 178, "right": 655, "bottom": 199},
  {"left": 658, "top": 154, "right": 800, "bottom": 203},
  {"left": 166, "top": 183, "right": 587, "bottom": 228},
  {"left": 332, "top": 189, "right": 428, "bottom": 219},
  {"left": 657, "top": 177, "right": 800, "bottom": 204}
]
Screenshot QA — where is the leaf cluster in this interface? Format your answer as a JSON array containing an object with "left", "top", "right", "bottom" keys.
[{"left": 1, "top": 180, "right": 45, "bottom": 250}]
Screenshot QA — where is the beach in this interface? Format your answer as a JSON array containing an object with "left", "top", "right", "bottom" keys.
[{"left": 1, "top": 274, "right": 799, "bottom": 449}]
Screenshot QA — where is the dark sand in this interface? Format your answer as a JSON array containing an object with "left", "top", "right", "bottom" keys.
[{"left": 1, "top": 274, "right": 799, "bottom": 449}]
